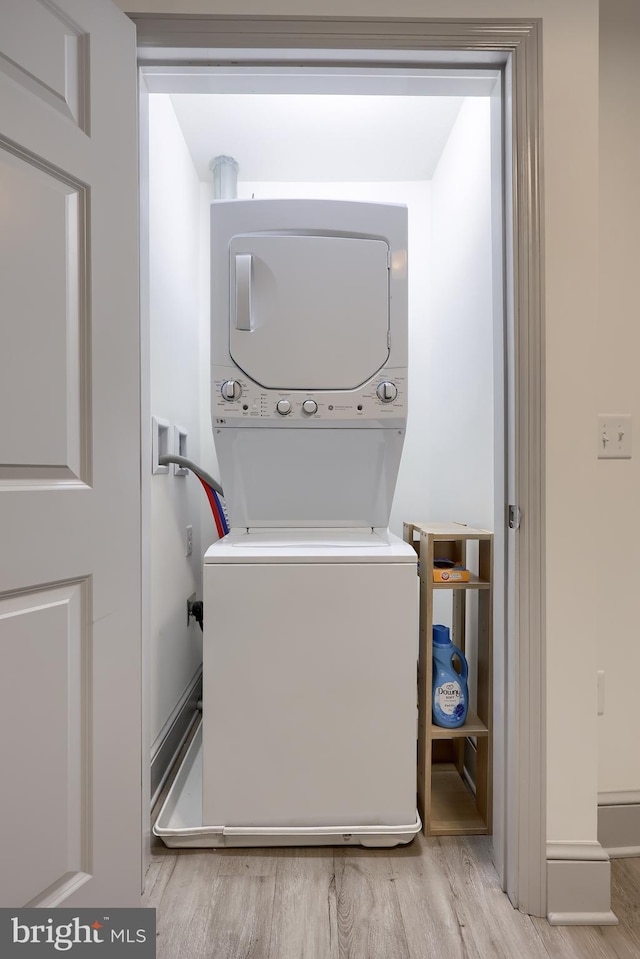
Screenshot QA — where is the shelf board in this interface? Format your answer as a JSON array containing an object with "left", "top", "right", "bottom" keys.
[
  {"left": 428, "top": 764, "right": 489, "bottom": 836},
  {"left": 430, "top": 708, "right": 489, "bottom": 739},
  {"left": 407, "top": 521, "right": 493, "bottom": 539},
  {"left": 431, "top": 574, "right": 491, "bottom": 589}
]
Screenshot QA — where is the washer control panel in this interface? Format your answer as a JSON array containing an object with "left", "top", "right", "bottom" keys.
[{"left": 213, "top": 366, "right": 407, "bottom": 424}]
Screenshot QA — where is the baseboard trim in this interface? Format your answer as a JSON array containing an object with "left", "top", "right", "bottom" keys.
[
  {"left": 547, "top": 911, "right": 618, "bottom": 926},
  {"left": 151, "top": 669, "right": 203, "bottom": 808},
  {"left": 598, "top": 789, "right": 640, "bottom": 806},
  {"left": 546, "top": 848, "right": 616, "bottom": 924},
  {"left": 546, "top": 841, "right": 609, "bottom": 861},
  {"left": 598, "top": 802, "right": 640, "bottom": 857},
  {"left": 605, "top": 846, "right": 640, "bottom": 859}
]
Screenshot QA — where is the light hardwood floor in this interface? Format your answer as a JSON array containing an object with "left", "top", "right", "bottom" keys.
[{"left": 143, "top": 836, "right": 640, "bottom": 959}]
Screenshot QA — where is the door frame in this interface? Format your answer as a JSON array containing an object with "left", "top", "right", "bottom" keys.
[{"left": 133, "top": 15, "right": 545, "bottom": 917}]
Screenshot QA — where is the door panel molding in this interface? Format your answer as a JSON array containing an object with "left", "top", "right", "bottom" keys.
[
  {"left": 0, "top": 135, "right": 90, "bottom": 487},
  {"left": 132, "top": 15, "right": 545, "bottom": 915},
  {"left": 0, "top": 578, "right": 92, "bottom": 907},
  {"left": 0, "top": 0, "right": 89, "bottom": 131}
]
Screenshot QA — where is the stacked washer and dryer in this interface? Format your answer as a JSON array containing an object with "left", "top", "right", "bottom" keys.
[{"left": 155, "top": 198, "right": 420, "bottom": 847}]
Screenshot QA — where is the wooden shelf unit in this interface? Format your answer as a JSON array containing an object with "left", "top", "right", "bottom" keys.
[{"left": 403, "top": 521, "right": 493, "bottom": 837}]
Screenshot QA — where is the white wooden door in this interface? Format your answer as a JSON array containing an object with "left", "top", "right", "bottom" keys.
[{"left": 0, "top": 0, "right": 141, "bottom": 906}]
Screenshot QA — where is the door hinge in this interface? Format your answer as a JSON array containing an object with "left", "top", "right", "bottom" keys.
[
  {"left": 387, "top": 250, "right": 392, "bottom": 268},
  {"left": 508, "top": 505, "right": 521, "bottom": 530},
  {"left": 387, "top": 330, "right": 391, "bottom": 348}
]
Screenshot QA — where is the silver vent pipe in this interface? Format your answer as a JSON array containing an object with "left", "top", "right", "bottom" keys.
[{"left": 210, "top": 155, "right": 239, "bottom": 199}]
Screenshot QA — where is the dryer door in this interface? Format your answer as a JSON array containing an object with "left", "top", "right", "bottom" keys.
[{"left": 229, "top": 234, "right": 389, "bottom": 391}]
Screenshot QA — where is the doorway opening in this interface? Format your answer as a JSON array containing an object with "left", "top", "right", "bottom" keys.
[{"left": 139, "top": 55, "right": 509, "bottom": 888}]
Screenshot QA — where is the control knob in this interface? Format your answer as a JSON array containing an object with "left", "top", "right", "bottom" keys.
[
  {"left": 302, "top": 399, "right": 318, "bottom": 415},
  {"left": 276, "top": 399, "right": 292, "bottom": 416},
  {"left": 221, "top": 379, "right": 241, "bottom": 401},
  {"left": 376, "top": 381, "right": 398, "bottom": 403}
]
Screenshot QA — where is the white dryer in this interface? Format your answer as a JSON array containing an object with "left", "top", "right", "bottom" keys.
[{"left": 209, "top": 199, "right": 409, "bottom": 529}]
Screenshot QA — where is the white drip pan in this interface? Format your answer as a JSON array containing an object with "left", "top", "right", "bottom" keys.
[{"left": 153, "top": 722, "right": 421, "bottom": 849}]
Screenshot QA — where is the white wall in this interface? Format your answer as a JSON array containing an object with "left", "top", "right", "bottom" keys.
[
  {"left": 148, "top": 94, "right": 204, "bottom": 750},
  {"left": 395, "top": 97, "right": 494, "bottom": 536},
  {"left": 597, "top": 0, "right": 640, "bottom": 802},
  {"left": 127, "top": 0, "right": 604, "bottom": 880}
]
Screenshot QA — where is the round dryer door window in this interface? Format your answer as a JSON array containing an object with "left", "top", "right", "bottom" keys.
[{"left": 228, "top": 233, "right": 390, "bottom": 391}]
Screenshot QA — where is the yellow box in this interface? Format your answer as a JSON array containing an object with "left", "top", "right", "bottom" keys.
[{"left": 433, "top": 567, "right": 470, "bottom": 583}]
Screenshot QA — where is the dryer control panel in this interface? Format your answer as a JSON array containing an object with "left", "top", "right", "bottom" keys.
[{"left": 212, "top": 365, "right": 407, "bottom": 427}]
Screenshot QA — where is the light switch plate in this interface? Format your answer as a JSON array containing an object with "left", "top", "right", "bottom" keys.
[{"left": 597, "top": 414, "right": 632, "bottom": 459}]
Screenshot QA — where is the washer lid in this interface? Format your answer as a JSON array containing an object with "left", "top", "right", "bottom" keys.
[{"left": 229, "top": 234, "right": 389, "bottom": 391}]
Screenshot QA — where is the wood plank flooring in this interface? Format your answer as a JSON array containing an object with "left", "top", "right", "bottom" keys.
[{"left": 143, "top": 837, "right": 640, "bottom": 959}]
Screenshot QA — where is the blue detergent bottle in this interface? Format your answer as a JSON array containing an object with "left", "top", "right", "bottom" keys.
[{"left": 432, "top": 624, "right": 469, "bottom": 728}]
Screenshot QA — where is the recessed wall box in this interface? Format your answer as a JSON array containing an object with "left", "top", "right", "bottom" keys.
[
  {"left": 152, "top": 417, "right": 170, "bottom": 474},
  {"left": 174, "top": 427, "right": 189, "bottom": 475}
]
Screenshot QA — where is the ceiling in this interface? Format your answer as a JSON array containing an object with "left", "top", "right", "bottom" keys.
[{"left": 168, "top": 94, "right": 465, "bottom": 183}]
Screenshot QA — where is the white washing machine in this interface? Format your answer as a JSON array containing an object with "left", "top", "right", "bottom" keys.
[{"left": 154, "top": 200, "right": 420, "bottom": 847}]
